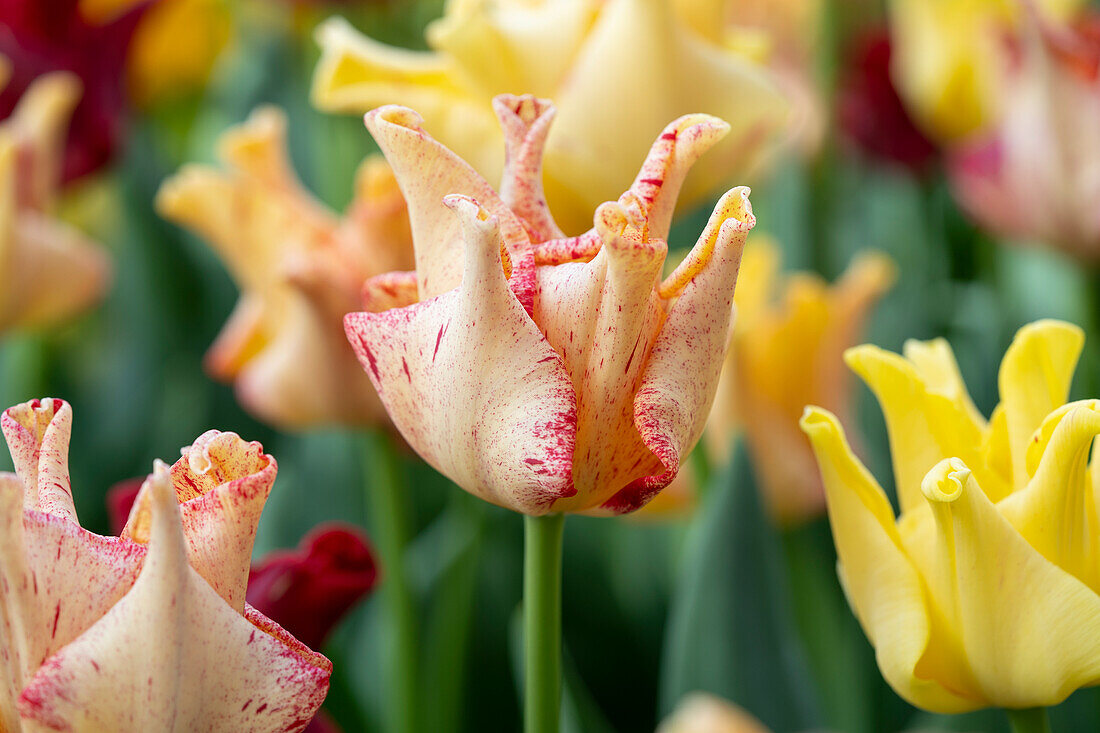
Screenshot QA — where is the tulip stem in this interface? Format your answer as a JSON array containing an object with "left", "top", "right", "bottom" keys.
[
  {"left": 524, "top": 512, "right": 565, "bottom": 733},
  {"left": 363, "top": 432, "right": 418, "bottom": 733},
  {"left": 1007, "top": 707, "right": 1052, "bottom": 733}
]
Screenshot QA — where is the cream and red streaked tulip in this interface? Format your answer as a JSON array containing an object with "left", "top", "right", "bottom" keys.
[
  {"left": 947, "top": 12, "right": 1100, "bottom": 259},
  {"left": 705, "top": 238, "right": 895, "bottom": 525},
  {"left": 0, "top": 398, "right": 331, "bottom": 731},
  {"left": 156, "top": 105, "right": 414, "bottom": 428},
  {"left": 0, "top": 67, "right": 110, "bottom": 333},
  {"left": 312, "top": 0, "right": 786, "bottom": 235},
  {"left": 801, "top": 320, "right": 1100, "bottom": 712},
  {"left": 344, "top": 94, "right": 752, "bottom": 516}
]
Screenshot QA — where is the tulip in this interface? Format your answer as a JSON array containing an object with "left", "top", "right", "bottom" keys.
[
  {"left": 947, "top": 11, "right": 1100, "bottom": 259},
  {"left": 0, "top": 0, "right": 146, "bottom": 182},
  {"left": 247, "top": 523, "right": 378, "bottom": 650},
  {"left": 837, "top": 31, "right": 937, "bottom": 173},
  {"left": 888, "top": 0, "right": 1082, "bottom": 142},
  {"left": 657, "top": 693, "right": 771, "bottom": 733},
  {"left": 0, "top": 69, "right": 111, "bottom": 333},
  {"left": 156, "top": 105, "right": 414, "bottom": 428},
  {"left": 0, "top": 398, "right": 331, "bottom": 731},
  {"left": 706, "top": 238, "right": 895, "bottom": 525},
  {"left": 343, "top": 94, "right": 751, "bottom": 516},
  {"left": 80, "top": 0, "right": 233, "bottom": 108},
  {"left": 312, "top": 0, "right": 786, "bottom": 234},
  {"left": 800, "top": 319, "right": 1100, "bottom": 713}
]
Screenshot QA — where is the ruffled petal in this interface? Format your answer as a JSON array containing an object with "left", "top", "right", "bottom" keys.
[
  {"left": 1, "top": 398, "right": 77, "bottom": 521},
  {"left": 600, "top": 189, "right": 751, "bottom": 514},
  {"left": 494, "top": 94, "right": 565, "bottom": 242},
  {"left": 121, "top": 431, "right": 276, "bottom": 613},
  {"left": 1000, "top": 401, "right": 1100, "bottom": 592},
  {"left": 0, "top": 475, "right": 144, "bottom": 730},
  {"left": 997, "top": 319, "right": 1083, "bottom": 492},
  {"left": 920, "top": 457, "right": 1100, "bottom": 707},
  {"left": 18, "top": 463, "right": 331, "bottom": 732},
  {"left": 532, "top": 199, "right": 668, "bottom": 513},
  {"left": 365, "top": 105, "right": 532, "bottom": 300},
  {"left": 800, "top": 408, "right": 977, "bottom": 713},
  {"left": 345, "top": 196, "right": 577, "bottom": 515}
]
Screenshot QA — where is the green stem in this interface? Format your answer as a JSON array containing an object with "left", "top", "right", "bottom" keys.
[
  {"left": 363, "top": 433, "right": 417, "bottom": 733},
  {"left": 1007, "top": 707, "right": 1052, "bottom": 733},
  {"left": 524, "top": 513, "right": 565, "bottom": 733}
]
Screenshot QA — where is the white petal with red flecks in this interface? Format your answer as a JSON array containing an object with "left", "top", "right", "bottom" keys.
[{"left": 345, "top": 196, "right": 577, "bottom": 515}]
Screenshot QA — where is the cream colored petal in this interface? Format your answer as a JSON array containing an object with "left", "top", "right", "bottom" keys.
[
  {"left": 425, "top": 0, "right": 597, "bottom": 99},
  {"left": 365, "top": 105, "right": 531, "bottom": 299},
  {"left": 845, "top": 343, "right": 996, "bottom": 513},
  {"left": 345, "top": 196, "right": 577, "bottom": 515},
  {"left": 997, "top": 319, "right": 1083, "bottom": 492},
  {"left": 18, "top": 463, "right": 331, "bottom": 732},
  {"left": 3, "top": 71, "right": 80, "bottom": 211},
  {"left": 920, "top": 457, "right": 1100, "bottom": 707},
  {"left": 494, "top": 94, "right": 565, "bottom": 242},
  {"left": 1000, "top": 401, "right": 1100, "bottom": 592},
  {"left": 657, "top": 692, "right": 772, "bottom": 733},
  {"left": 1, "top": 398, "right": 77, "bottom": 521},
  {"left": 533, "top": 199, "right": 668, "bottom": 513},
  {"left": 337, "top": 155, "right": 416, "bottom": 278},
  {"left": 361, "top": 271, "right": 420, "bottom": 312},
  {"left": 800, "top": 408, "right": 978, "bottom": 713},
  {"left": 0, "top": 475, "right": 144, "bottom": 731},
  {"left": 122, "top": 432, "right": 276, "bottom": 613},
  {"left": 599, "top": 189, "right": 750, "bottom": 514},
  {"left": 544, "top": 0, "right": 786, "bottom": 234}
]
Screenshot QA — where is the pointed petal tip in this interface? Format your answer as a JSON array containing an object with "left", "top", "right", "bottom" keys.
[
  {"left": 491, "top": 93, "right": 557, "bottom": 125},
  {"left": 313, "top": 14, "right": 353, "bottom": 46},
  {"left": 921, "top": 457, "right": 971, "bottom": 504},
  {"left": 364, "top": 105, "right": 425, "bottom": 136},
  {"left": 799, "top": 405, "right": 839, "bottom": 436},
  {"left": 666, "top": 112, "right": 731, "bottom": 142}
]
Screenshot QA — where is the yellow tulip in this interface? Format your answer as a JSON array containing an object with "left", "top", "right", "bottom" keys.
[
  {"left": 705, "top": 238, "right": 895, "bottom": 525},
  {"left": 312, "top": 0, "right": 788, "bottom": 235},
  {"left": 888, "top": 0, "right": 1082, "bottom": 141},
  {"left": 801, "top": 319, "right": 1100, "bottom": 712},
  {"left": 0, "top": 70, "right": 111, "bottom": 334},
  {"left": 156, "top": 106, "right": 414, "bottom": 428}
]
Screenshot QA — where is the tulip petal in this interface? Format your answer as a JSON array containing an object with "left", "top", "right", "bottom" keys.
[
  {"left": 365, "top": 104, "right": 532, "bottom": 300},
  {"left": 532, "top": 199, "right": 668, "bottom": 513},
  {"left": 0, "top": 475, "right": 144, "bottom": 730},
  {"left": 494, "top": 94, "right": 565, "bottom": 242},
  {"left": 601, "top": 189, "right": 751, "bottom": 514},
  {"left": 345, "top": 196, "right": 577, "bottom": 515},
  {"left": 845, "top": 341, "right": 998, "bottom": 513},
  {"left": 997, "top": 319, "right": 1083, "bottom": 492},
  {"left": 999, "top": 401, "right": 1100, "bottom": 592},
  {"left": 18, "top": 463, "right": 331, "bottom": 732},
  {"left": 4, "top": 71, "right": 80, "bottom": 211},
  {"left": 800, "top": 408, "right": 978, "bottom": 713},
  {"left": 1, "top": 399, "right": 77, "bottom": 522},
  {"left": 121, "top": 431, "right": 276, "bottom": 613},
  {"left": 361, "top": 270, "right": 419, "bottom": 312},
  {"left": 544, "top": 0, "right": 786, "bottom": 231},
  {"left": 919, "top": 457, "right": 1100, "bottom": 707}
]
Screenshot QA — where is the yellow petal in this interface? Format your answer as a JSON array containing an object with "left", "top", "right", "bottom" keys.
[
  {"left": 997, "top": 319, "right": 1083, "bottom": 492},
  {"left": 919, "top": 456, "right": 1100, "bottom": 707},
  {"left": 2, "top": 71, "right": 80, "bottom": 211},
  {"left": 799, "top": 407, "right": 976, "bottom": 713},
  {"left": 1000, "top": 401, "right": 1100, "bottom": 592}
]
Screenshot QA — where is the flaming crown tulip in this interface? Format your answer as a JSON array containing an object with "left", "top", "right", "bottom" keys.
[
  {"left": 888, "top": 0, "right": 1081, "bottom": 141},
  {"left": 947, "top": 12, "right": 1100, "bottom": 259},
  {"left": 0, "top": 398, "right": 332, "bottom": 731},
  {"left": 705, "top": 239, "right": 895, "bottom": 525},
  {"left": 312, "top": 0, "right": 785, "bottom": 234},
  {"left": 0, "top": 68, "right": 110, "bottom": 333},
  {"left": 344, "top": 94, "right": 752, "bottom": 516},
  {"left": 800, "top": 320, "right": 1100, "bottom": 712},
  {"left": 156, "top": 105, "right": 414, "bottom": 428}
]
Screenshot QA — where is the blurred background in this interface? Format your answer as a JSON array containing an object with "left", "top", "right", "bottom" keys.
[{"left": 4, "top": 0, "right": 1100, "bottom": 731}]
